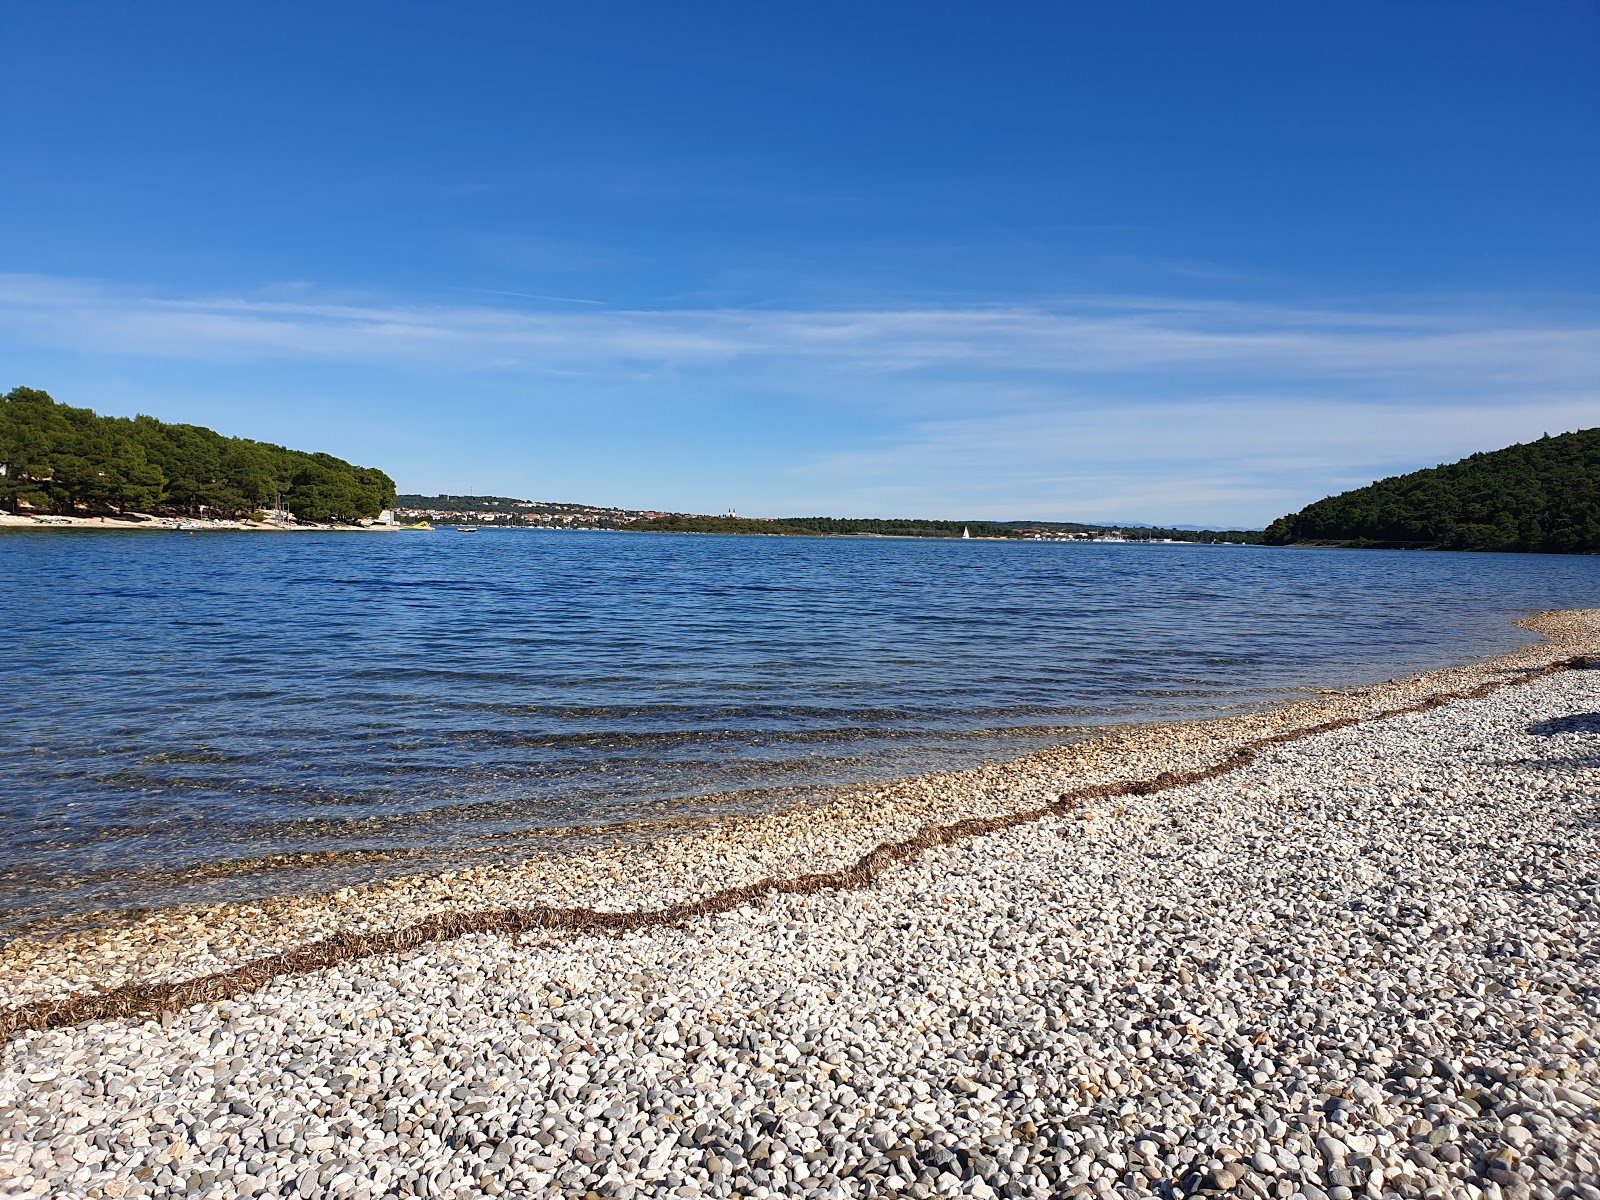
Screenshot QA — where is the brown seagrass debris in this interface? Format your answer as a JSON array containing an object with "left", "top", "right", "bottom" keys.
[{"left": 2, "top": 652, "right": 1594, "bottom": 1040}]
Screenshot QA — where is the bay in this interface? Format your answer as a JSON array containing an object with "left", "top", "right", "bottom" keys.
[{"left": 2, "top": 527, "right": 1596, "bottom": 930}]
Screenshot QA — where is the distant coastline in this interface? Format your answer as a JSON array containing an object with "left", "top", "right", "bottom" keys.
[
  {"left": 14, "top": 386, "right": 1596, "bottom": 553},
  {"left": 391, "top": 494, "right": 1264, "bottom": 544},
  {"left": 0, "top": 506, "right": 1247, "bottom": 542}
]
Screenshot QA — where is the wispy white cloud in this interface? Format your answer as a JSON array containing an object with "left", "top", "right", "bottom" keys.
[
  {"left": 2, "top": 273, "right": 1594, "bottom": 525},
  {"left": 781, "top": 394, "right": 1600, "bottom": 523},
  {"left": 1, "top": 272, "right": 1596, "bottom": 390},
  {"left": 441, "top": 285, "right": 607, "bottom": 305}
]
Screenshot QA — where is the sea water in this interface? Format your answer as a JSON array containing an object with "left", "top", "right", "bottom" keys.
[{"left": 3, "top": 528, "right": 1597, "bottom": 929}]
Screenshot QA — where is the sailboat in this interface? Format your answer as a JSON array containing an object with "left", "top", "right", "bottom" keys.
[{"left": 961, "top": 527, "right": 971, "bottom": 539}]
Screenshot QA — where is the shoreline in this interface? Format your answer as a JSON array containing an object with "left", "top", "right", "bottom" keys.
[
  {"left": 0, "top": 512, "right": 396, "bottom": 533},
  {"left": 0, "top": 514, "right": 1129, "bottom": 542},
  {"left": 5, "top": 643, "right": 1595, "bottom": 1040},
  {"left": 3, "top": 609, "right": 1596, "bottom": 1010},
  {"left": 11, "top": 513, "right": 1600, "bottom": 554},
  {"left": 2, "top": 613, "right": 1560, "bottom": 947},
  {"left": 5, "top": 610, "right": 1600, "bottom": 1198}
]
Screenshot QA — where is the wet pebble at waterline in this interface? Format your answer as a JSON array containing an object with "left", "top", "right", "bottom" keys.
[
  {"left": 4, "top": 618, "right": 1600, "bottom": 1197},
  {"left": 6, "top": 613, "right": 1595, "bottom": 1014}
]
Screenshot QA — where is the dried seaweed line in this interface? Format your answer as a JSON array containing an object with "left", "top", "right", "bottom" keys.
[{"left": 3, "top": 654, "right": 1592, "bottom": 1039}]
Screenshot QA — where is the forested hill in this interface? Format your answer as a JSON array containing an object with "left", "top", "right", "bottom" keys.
[
  {"left": 0, "top": 387, "right": 396, "bottom": 521},
  {"left": 1264, "top": 428, "right": 1600, "bottom": 553}
]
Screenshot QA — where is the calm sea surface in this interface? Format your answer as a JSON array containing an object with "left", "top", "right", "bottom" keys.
[{"left": 3, "top": 529, "right": 1597, "bottom": 930}]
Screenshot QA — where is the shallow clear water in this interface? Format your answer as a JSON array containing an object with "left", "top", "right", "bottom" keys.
[{"left": 3, "top": 528, "right": 1597, "bottom": 929}]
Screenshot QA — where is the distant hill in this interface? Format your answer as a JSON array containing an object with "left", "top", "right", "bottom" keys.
[
  {"left": 395, "top": 493, "right": 597, "bottom": 513},
  {"left": 1264, "top": 428, "right": 1600, "bottom": 553},
  {"left": 1, "top": 387, "right": 396, "bottom": 521}
]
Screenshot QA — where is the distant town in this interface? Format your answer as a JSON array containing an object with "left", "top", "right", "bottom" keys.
[
  {"left": 392, "top": 495, "right": 1266, "bottom": 543},
  {"left": 393, "top": 494, "right": 675, "bottom": 530}
]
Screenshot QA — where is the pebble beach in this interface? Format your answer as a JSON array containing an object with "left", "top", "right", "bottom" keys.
[{"left": 4, "top": 612, "right": 1600, "bottom": 1200}]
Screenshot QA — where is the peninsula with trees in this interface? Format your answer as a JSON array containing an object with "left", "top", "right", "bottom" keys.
[
  {"left": 1263, "top": 427, "right": 1600, "bottom": 553},
  {"left": 0, "top": 387, "right": 395, "bottom": 523}
]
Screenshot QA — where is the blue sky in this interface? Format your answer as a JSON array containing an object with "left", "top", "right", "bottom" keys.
[{"left": 2, "top": 2, "right": 1596, "bottom": 526}]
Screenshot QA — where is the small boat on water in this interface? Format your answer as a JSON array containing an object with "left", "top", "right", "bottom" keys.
[
  {"left": 961, "top": 527, "right": 971, "bottom": 539},
  {"left": 399, "top": 521, "right": 434, "bottom": 531},
  {"left": 456, "top": 525, "right": 478, "bottom": 533}
]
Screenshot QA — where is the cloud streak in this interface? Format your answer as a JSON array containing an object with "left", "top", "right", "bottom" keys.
[
  {"left": 1, "top": 273, "right": 1594, "bottom": 525},
  {"left": 2, "top": 273, "right": 1597, "bottom": 391},
  {"left": 785, "top": 394, "right": 1600, "bottom": 523}
]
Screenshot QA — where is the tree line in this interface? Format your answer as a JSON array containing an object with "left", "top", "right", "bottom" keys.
[
  {"left": 1264, "top": 428, "right": 1600, "bottom": 553},
  {"left": 1005, "top": 522, "right": 1267, "bottom": 543},
  {"left": 1113, "top": 527, "right": 1265, "bottom": 544},
  {"left": 778, "top": 517, "right": 1022, "bottom": 538},
  {"left": 625, "top": 514, "right": 825, "bottom": 536},
  {"left": 0, "top": 387, "right": 396, "bottom": 522}
]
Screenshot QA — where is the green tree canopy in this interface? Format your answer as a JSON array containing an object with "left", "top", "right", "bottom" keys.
[
  {"left": 0, "top": 387, "right": 395, "bottom": 521},
  {"left": 1264, "top": 428, "right": 1600, "bottom": 553}
]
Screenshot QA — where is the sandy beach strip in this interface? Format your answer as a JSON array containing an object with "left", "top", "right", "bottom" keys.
[
  {"left": 3, "top": 610, "right": 1600, "bottom": 1198},
  {"left": 0, "top": 512, "right": 395, "bottom": 532}
]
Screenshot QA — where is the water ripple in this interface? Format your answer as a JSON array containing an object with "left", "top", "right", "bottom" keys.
[{"left": 3, "top": 529, "right": 1598, "bottom": 927}]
